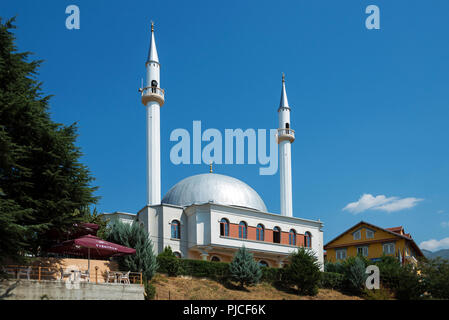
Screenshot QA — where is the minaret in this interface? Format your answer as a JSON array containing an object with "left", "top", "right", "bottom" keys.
[
  {"left": 140, "top": 22, "right": 165, "bottom": 206},
  {"left": 277, "top": 73, "right": 295, "bottom": 217}
]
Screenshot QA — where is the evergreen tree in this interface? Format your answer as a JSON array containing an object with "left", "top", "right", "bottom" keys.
[
  {"left": 283, "top": 247, "right": 321, "bottom": 295},
  {"left": 342, "top": 256, "right": 369, "bottom": 295},
  {"left": 106, "top": 220, "right": 158, "bottom": 280},
  {"left": 0, "top": 17, "right": 98, "bottom": 263},
  {"left": 158, "top": 246, "right": 176, "bottom": 258},
  {"left": 420, "top": 257, "right": 449, "bottom": 299},
  {"left": 229, "top": 246, "right": 261, "bottom": 288}
]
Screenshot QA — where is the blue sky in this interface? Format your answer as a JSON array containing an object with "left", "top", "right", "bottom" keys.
[{"left": 1, "top": 0, "right": 449, "bottom": 250}]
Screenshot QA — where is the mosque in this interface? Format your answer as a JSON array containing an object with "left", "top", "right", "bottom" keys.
[{"left": 101, "top": 24, "right": 324, "bottom": 268}]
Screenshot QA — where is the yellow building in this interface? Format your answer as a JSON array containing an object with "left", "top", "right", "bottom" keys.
[{"left": 324, "top": 221, "right": 424, "bottom": 265}]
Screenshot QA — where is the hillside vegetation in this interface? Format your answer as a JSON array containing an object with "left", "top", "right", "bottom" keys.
[{"left": 151, "top": 273, "right": 362, "bottom": 300}]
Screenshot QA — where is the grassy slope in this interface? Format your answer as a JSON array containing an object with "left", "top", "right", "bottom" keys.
[{"left": 151, "top": 273, "right": 363, "bottom": 300}]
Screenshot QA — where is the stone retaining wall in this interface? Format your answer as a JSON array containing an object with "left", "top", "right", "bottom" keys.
[{"left": 0, "top": 279, "right": 144, "bottom": 300}]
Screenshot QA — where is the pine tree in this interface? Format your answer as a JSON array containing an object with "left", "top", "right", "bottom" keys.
[
  {"left": 342, "top": 256, "right": 368, "bottom": 295},
  {"left": 229, "top": 246, "right": 262, "bottom": 288},
  {"left": 283, "top": 247, "right": 321, "bottom": 295},
  {"left": 0, "top": 17, "right": 98, "bottom": 263},
  {"left": 106, "top": 220, "right": 158, "bottom": 280}
]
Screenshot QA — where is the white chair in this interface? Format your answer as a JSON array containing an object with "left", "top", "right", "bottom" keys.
[
  {"left": 106, "top": 270, "right": 116, "bottom": 283},
  {"left": 80, "top": 270, "right": 90, "bottom": 282},
  {"left": 17, "top": 266, "right": 32, "bottom": 280},
  {"left": 119, "top": 271, "right": 130, "bottom": 284},
  {"left": 59, "top": 268, "right": 72, "bottom": 281}
]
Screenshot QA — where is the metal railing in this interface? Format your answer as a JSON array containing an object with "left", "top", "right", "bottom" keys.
[
  {"left": 277, "top": 128, "right": 295, "bottom": 136},
  {"left": 1, "top": 265, "right": 143, "bottom": 286},
  {"left": 140, "top": 86, "right": 165, "bottom": 99}
]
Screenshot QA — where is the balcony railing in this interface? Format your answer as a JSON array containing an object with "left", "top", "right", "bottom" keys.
[
  {"left": 278, "top": 128, "right": 295, "bottom": 136},
  {"left": 1, "top": 265, "right": 143, "bottom": 285},
  {"left": 140, "top": 86, "right": 165, "bottom": 106},
  {"left": 277, "top": 128, "right": 295, "bottom": 142},
  {"left": 140, "top": 86, "right": 165, "bottom": 99}
]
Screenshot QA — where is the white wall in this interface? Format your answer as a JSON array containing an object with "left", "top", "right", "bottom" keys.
[{"left": 123, "top": 203, "right": 325, "bottom": 270}]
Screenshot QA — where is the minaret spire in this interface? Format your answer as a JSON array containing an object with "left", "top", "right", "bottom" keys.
[
  {"left": 147, "top": 21, "right": 159, "bottom": 64},
  {"left": 277, "top": 73, "right": 295, "bottom": 217},
  {"left": 140, "top": 21, "right": 165, "bottom": 206},
  {"left": 279, "top": 72, "right": 289, "bottom": 110}
]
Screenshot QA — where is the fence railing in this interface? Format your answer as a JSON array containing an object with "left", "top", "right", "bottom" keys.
[
  {"left": 140, "top": 86, "right": 165, "bottom": 99},
  {"left": 1, "top": 265, "right": 142, "bottom": 286},
  {"left": 277, "top": 128, "right": 295, "bottom": 136}
]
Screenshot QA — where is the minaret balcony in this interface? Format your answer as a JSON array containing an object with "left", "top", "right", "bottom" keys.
[
  {"left": 277, "top": 128, "right": 295, "bottom": 143},
  {"left": 141, "top": 86, "right": 165, "bottom": 107}
]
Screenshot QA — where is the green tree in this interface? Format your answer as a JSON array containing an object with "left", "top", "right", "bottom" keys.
[
  {"left": 342, "top": 256, "right": 368, "bottom": 295},
  {"left": 0, "top": 17, "right": 98, "bottom": 263},
  {"left": 106, "top": 220, "right": 158, "bottom": 281},
  {"left": 283, "top": 247, "right": 321, "bottom": 296},
  {"left": 420, "top": 257, "right": 449, "bottom": 299},
  {"left": 229, "top": 246, "right": 262, "bottom": 288},
  {"left": 394, "top": 264, "right": 424, "bottom": 300},
  {"left": 373, "top": 255, "right": 425, "bottom": 300},
  {"left": 375, "top": 255, "right": 402, "bottom": 291}
]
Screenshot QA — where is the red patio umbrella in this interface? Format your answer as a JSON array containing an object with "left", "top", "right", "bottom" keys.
[{"left": 48, "top": 234, "right": 136, "bottom": 274}]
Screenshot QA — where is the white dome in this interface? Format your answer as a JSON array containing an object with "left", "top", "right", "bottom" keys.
[{"left": 161, "top": 173, "right": 267, "bottom": 212}]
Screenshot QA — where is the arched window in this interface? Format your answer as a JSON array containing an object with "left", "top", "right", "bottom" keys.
[
  {"left": 304, "top": 232, "right": 312, "bottom": 248},
  {"left": 286, "top": 123, "right": 290, "bottom": 129},
  {"left": 173, "top": 252, "right": 182, "bottom": 258},
  {"left": 289, "top": 229, "right": 297, "bottom": 246},
  {"left": 211, "top": 256, "right": 221, "bottom": 262},
  {"left": 220, "top": 218, "right": 229, "bottom": 237},
  {"left": 171, "top": 220, "right": 181, "bottom": 239},
  {"left": 238, "top": 221, "right": 247, "bottom": 239},
  {"left": 273, "top": 226, "right": 281, "bottom": 244},
  {"left": 258, "top": 260, "right": 269, "bottom": 267},
  {"left": 256, "top": 224, "right": 265, "bottom": 241}
]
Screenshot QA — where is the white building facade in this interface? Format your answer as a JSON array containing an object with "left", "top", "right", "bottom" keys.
[{"left": 134, "top": 201, "right": 323, "bottom": 267}]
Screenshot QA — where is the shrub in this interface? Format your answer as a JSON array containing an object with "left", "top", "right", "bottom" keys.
[
  {"left": 420, "top": 257, "right": 449, "bottom": 299},
  {"left": 342, "top": 256, "right": 368, "bottom": 295},
  {"left": 324, "top": 261, "right": 344, "bottom": 274},
  {"left": 283, "top": 247, "right": 321, "bottom": 296},
  {"left": 363, "top": 287, "right": 394, "bottom": 300},
  {"left": 319, "top": 272, "right": 344, "bottom": 290},
  {"left": 156, "top": 249, "right": 180, "bottom": 277},
  {"left": 261, "top": 266, "right": 283, "bottom": 284},
  {"left": 158, "top": 246, "right": 176, "bottom": 258},
  {"left": 144, "top": 280, "right": 156, "bottom": 300},
  {"left": 155, "top": 250, "right": 230, "bottom": 280},
  {"left": 229, "top": 246, "right": 262, "bottom": 288},
  {"left": 180, "top": 259, "right": 229, "bottom": 280}
]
